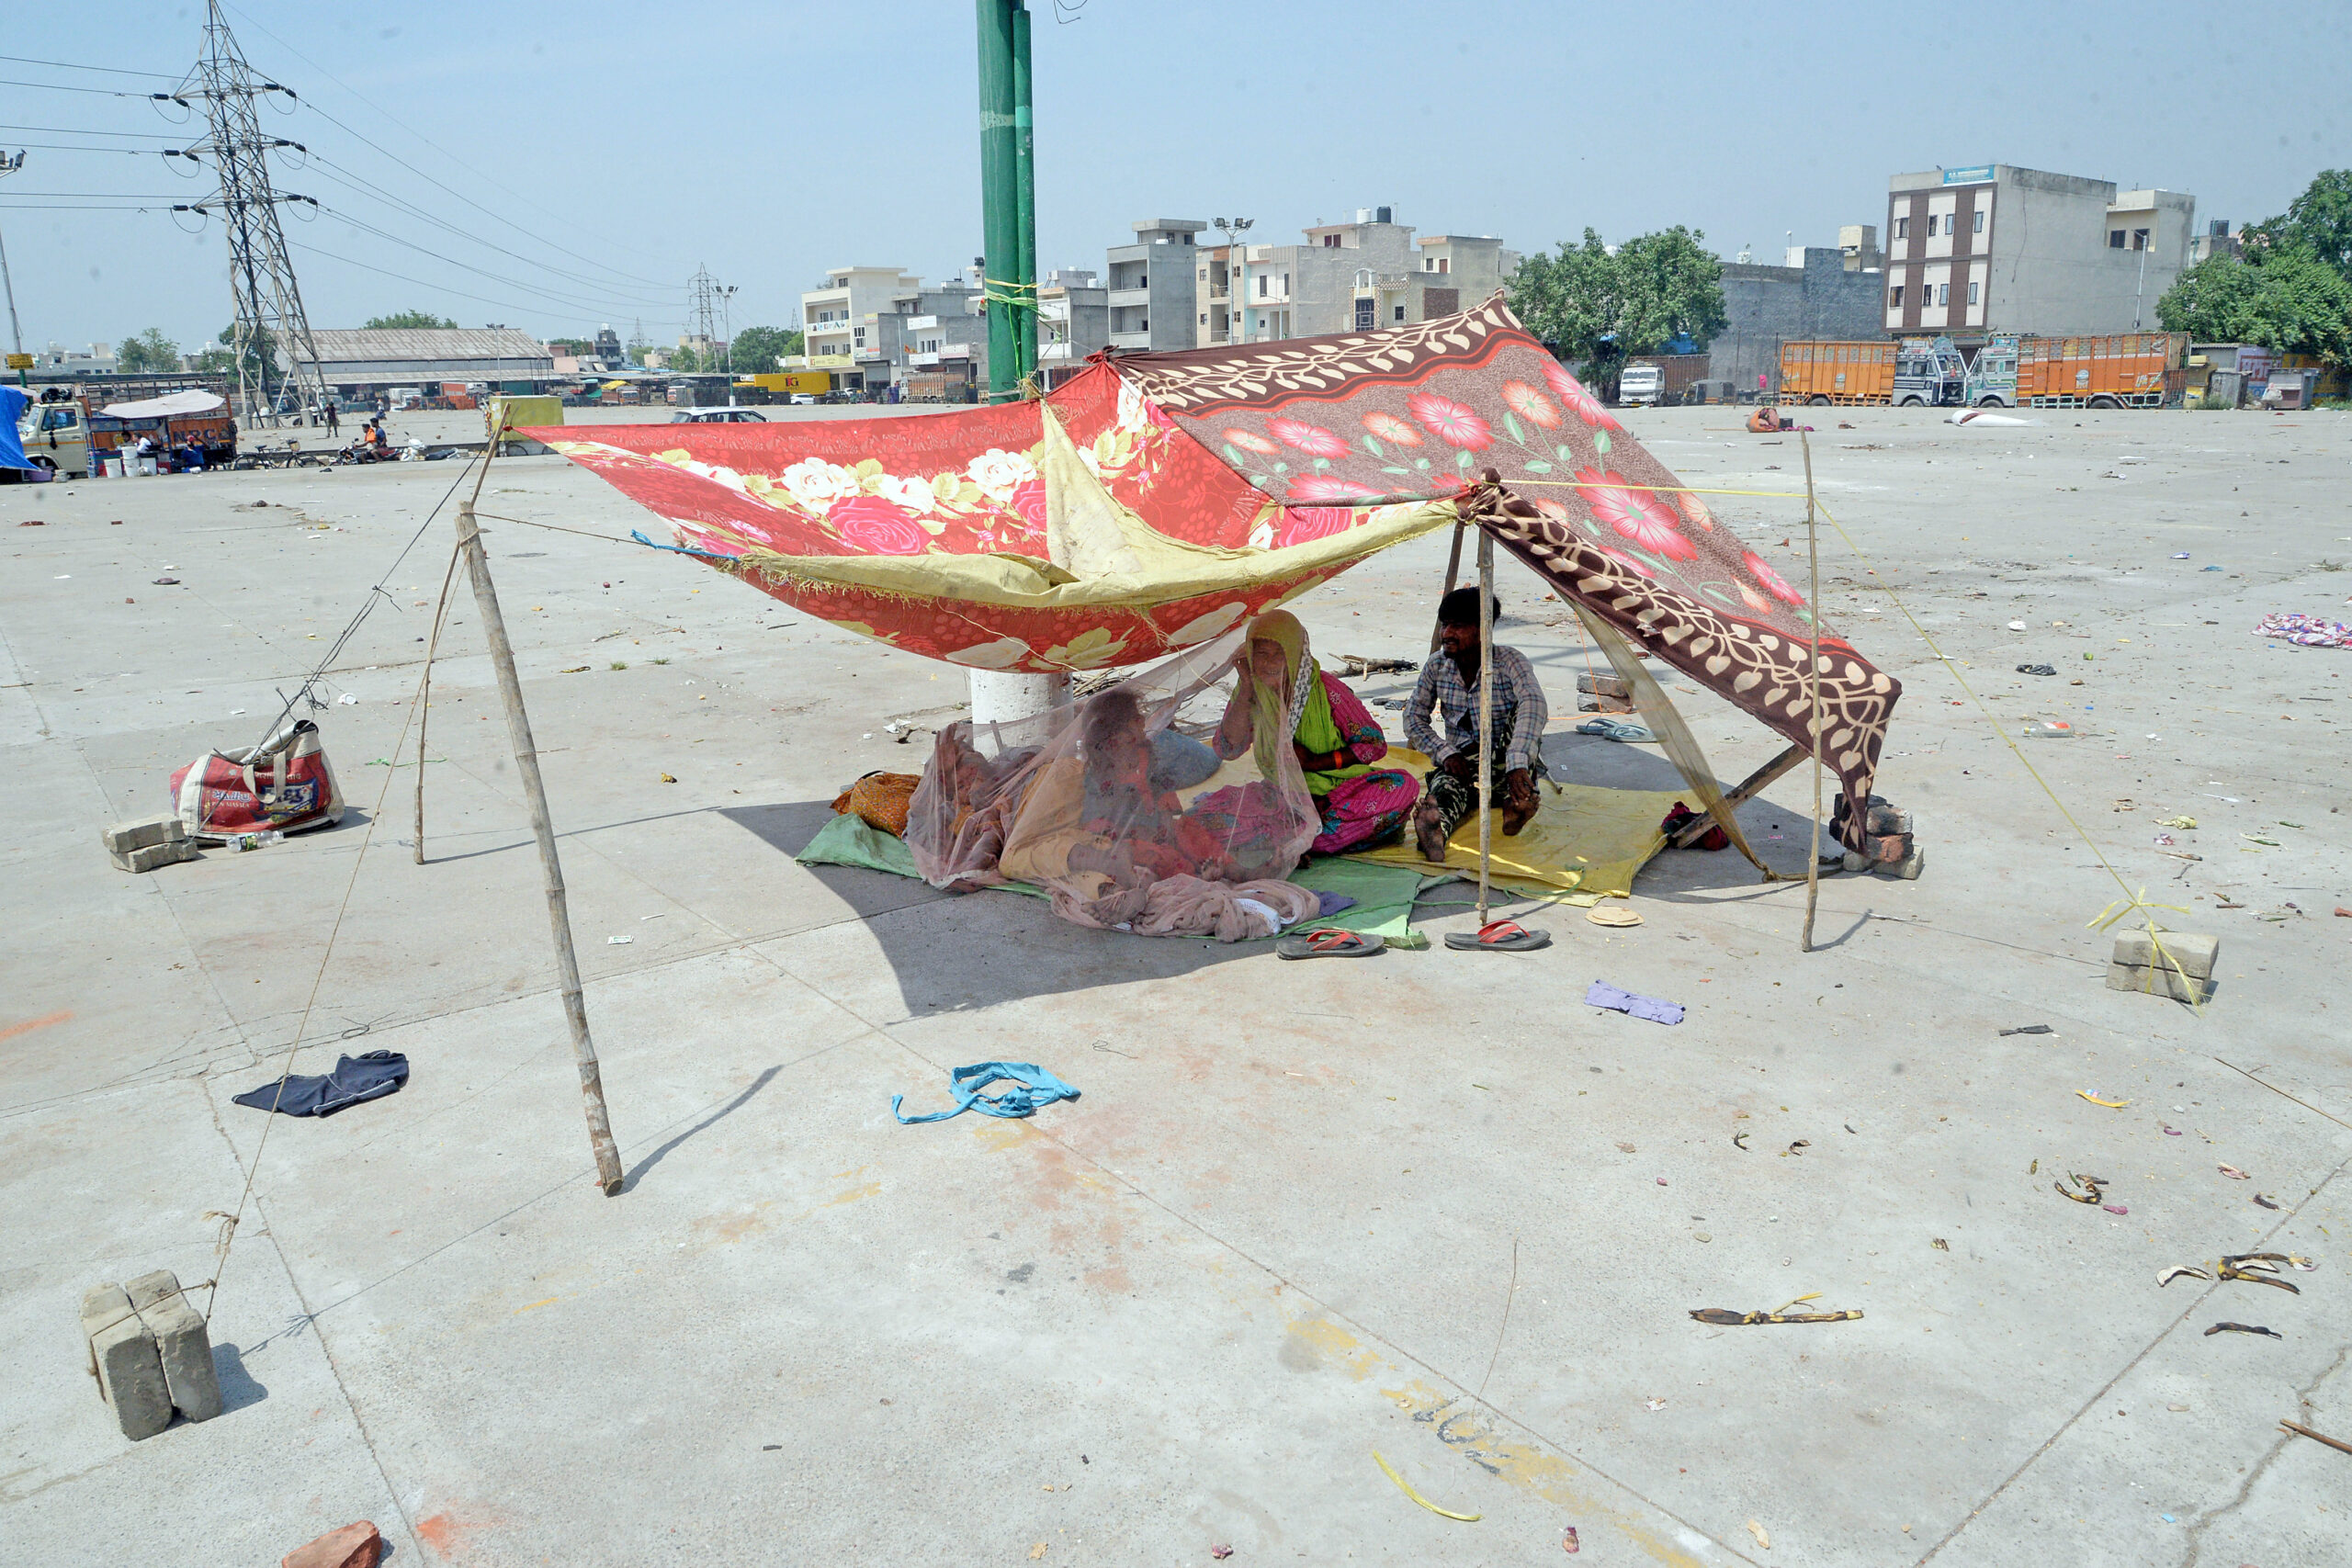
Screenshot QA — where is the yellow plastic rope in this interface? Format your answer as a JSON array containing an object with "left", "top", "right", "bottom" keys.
[{"left": 1373, "top": 1450, "right": 1480, "bottom": 1521}]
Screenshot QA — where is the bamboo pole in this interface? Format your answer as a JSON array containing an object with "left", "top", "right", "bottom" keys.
[
  {"left": 1430, "top": 520, "right": 1466, "bottom": 655},
  {"left": 454, "top": 498, "right": 625, "bottom": 1195},
  {"left": 1801, "top": 432, "right": 1825, "bottom": 952},
  {"left": 1475, "top": 530, "right": 1495, "bottom": 926}
]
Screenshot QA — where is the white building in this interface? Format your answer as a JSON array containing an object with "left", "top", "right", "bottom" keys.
[{"left": 799, "top": 267, "right": 923, "bottom": 385}]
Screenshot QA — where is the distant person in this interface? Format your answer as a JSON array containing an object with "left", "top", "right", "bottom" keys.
[
  {"left": 177, "top": 439, "right": 205, "bottom": 472},
  {"left": 323, "top": 400, "right": 339, "bottom": 434}
]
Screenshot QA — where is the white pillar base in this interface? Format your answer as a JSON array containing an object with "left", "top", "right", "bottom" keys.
[{"left": 967, "top": 669, "right": 1069, "bottom": 740}]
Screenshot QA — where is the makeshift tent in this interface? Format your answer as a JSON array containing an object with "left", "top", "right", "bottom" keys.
[
  {"left": 525, "top": 295, "right": 1899, "bottom": 848},
  {"left": 96, "top": 389, "right": 228, "bottom": 420}
]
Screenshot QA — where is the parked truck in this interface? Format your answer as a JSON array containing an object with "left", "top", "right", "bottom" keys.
[
  {"left": 1779, "top": 339, "right": 1896, "bottom": 405},
  {"left": 1893, "top": 336, "right": 1971, "bottom": 406},
  {"left": 2010, "top": 332, "right": 2186, "bottom": 409},
  {"left": 14, "top": 374, "right": 237, "bottom": 478},
  {"left": 1616, "top": 353, "right": 1708, "bottom": 407}
]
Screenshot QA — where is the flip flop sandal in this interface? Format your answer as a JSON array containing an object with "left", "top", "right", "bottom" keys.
[
  {"left": 1586, "top": 904, "right": 1644, "bottom": 927},
  {"left": 1445, "top": 919, "right": 1552, "bottom": 953},
  {"left": 1275, "top": 928, "right": 1385, "bottom": 960}
]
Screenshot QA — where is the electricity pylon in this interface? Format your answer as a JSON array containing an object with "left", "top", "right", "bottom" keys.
[{"left": 178, "top": 0, "right": 329, "bottom": 427}]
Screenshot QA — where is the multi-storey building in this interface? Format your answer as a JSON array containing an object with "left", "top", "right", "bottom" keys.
[
  {"left": 1182, "top": 209, "right": 1518, "bottom": 347},
  {"left": 798, "top": 266, "right": 923, "bottom": 389},
  {"left": 1883, "top": 165, "right": 2196, "bottom": 336},
  {"left": 1106, "top": 220, "right": 1206, "bottom": 351},
  {"left": 1038, "top": 269, "right": 1108, "bottom": 388}
]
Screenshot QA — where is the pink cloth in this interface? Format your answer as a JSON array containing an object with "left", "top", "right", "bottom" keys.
[{"left": 1311, "top": 769, "right": 1419, "bottom": 854}]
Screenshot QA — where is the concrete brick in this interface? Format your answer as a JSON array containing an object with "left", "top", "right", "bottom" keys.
[
  {"left": 111, "top": 839, "right": 201, "bottom": 874},
  {"left": 1577, "top": 694, "right": 1636, "bottom": 714},
  {"left": 126, "top": 1269, "right": 221, "bottom": 1423},
  {"left": 1868, "top": 832, "right": 1913, "bottom": 863},
  {"left": 1886, "top": 848, "right": 1925, "bottom": 880},
  {"left": 1865, "top": 804, "right": 1913, "bottom": 835},
  {"left": 1841, "top": 851, "right": 1869, "bottom": 873},
  {"left": 80, "top": 1283, "right": 172, "bottom": 1440},
  {"left": 2111, "top": 930, "right": 2219, "bottom": 979},
  {"left": 1576, "top": 671, "right": 1632, "bottom": 699},
  {"left": 100, "top": 813, "right": 187, "bottom": 854},
  {"left": 283, "top": 1521, "right": 383, "bottom": 1568},
  {"left": 2107, "top": 960, "right": 2211, "bottom": 1003}
]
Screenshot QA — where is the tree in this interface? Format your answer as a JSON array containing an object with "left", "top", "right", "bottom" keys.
[
  {"left": 2158, "top": 247, "right": 2352, "bottom": 364},
  {"left": 2247, "top": 169, "right": 2352, "bottom": 279},
  {"left": 206, "top": 322, "right": 280, "bottom": 394},
  {"left": 728, "top": 324, "right": 803, "bottom": 374},
  {"left": 547, "top": 337, "right": 594, "bottom": 355},
  {"left": 116, "top": 327, "right": 181, "bottom": 373},
  {"left": 1505, "top": 227, "right": 1724, "bottom": 395},
  {"left": 365, "top": 310, "right": 458, "bottom": 330}
]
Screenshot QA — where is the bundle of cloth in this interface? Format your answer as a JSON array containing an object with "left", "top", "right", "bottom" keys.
[{"left": 905, "top": 612, "right": 1408, "bottom": 941}]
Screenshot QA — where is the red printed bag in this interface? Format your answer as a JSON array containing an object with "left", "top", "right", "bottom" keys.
[{"left": 170, "top": 717, "right": 345, "bottom": 842}]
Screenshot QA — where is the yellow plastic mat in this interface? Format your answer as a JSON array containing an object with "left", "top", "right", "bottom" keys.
[{"left": 1345, "top": 750, "right": 1682, "bottom": 904}]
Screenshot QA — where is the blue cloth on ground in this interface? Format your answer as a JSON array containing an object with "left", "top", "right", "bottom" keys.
[
  {"left": 1314, "top": 890, "right": 1358, "bottom": 918},
  {"left": 1585, "top": 981, "right": 1684, "bottom": 1026},
  {"left": 232, "top": 1050, "right": 410, "bottom": 1116},
  {"left": 892, "top": 1061, "right": 1080, "bottom": 1124}
]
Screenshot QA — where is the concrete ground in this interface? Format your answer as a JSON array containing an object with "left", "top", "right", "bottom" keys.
[{"left": 3, "top": 401, "right": 2347, "bottom": 1567}]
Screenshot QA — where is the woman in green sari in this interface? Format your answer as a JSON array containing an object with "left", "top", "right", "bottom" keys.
[{"left": 1212, "top": 610, "right": 1419, "bottom": 854}]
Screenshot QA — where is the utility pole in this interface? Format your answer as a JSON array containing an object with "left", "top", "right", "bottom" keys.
[
  {"left": 0, "top": 151, "right": 26, "bottom": 386},
  {"left": 976, "top": 0, "right": 1035, "bottom": 401},
  {"left": 1216, "top": 217, "right": 1253, "bottom": 345},
  {"left": 720, "top": 284, "right": 737, "bottom": 378},
  {"left": 178, "top": 0, "right": 330, "bottom": 428}
]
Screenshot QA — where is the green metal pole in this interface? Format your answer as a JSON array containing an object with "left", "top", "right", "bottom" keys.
[
  {"left": 1011, "top": 0, "right": 1037, "bottom": 392},
  {"left": 976, "top": 0, "right": 1018, "bottom": 402}
]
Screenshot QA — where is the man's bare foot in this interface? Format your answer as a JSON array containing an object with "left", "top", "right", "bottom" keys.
[
  {"left": 1414, "top": 803, "right": 1451, "bottom": 863},
  {"left": 1501, "top": 799, "right": 1536, "bottom": 837}
]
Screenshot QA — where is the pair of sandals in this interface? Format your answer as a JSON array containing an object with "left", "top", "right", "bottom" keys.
[{"left": 1275, "top": 918, "right": 1551, "bottom": 960}]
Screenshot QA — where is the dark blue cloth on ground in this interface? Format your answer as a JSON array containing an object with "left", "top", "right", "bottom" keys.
[
  {"left": 232, "top": 1050, "right": 410, "bottom": 1116},
  {"left": 1314, "top": 891, "right": 1358, "bottom": 918},
  {"left": 892, "top": 1061, "right": 1079, "bottom": 1124}
]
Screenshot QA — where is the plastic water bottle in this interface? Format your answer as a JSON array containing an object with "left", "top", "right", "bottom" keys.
[{"left": 225, "top": 829, "right": 285, "bottom": 852}]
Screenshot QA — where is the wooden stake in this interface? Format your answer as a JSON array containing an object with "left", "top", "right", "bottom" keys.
[
  {"left": 1476, "top": 529, "right": 1495, "bottom": 926},
  {"left": 1801, "top": 433, "right": 1824, "bottom": 952},
  {"left": 1430, "top": 519, "right": 1466, "bottom": 654},
  {"left": 455, "top": 498, "right": 625, "bottom": 1195}
]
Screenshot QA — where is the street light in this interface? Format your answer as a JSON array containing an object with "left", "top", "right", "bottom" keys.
[
  {"left": 720, "top": 284, "right": 737, "bottom": 377},
  {"left": 1214, "top": 217, "right": 1253, "bottom": 345}
]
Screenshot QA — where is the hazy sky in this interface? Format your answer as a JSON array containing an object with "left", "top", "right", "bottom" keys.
[{"left": 3, "top": 1, "right": 2346, "bottom": 355}]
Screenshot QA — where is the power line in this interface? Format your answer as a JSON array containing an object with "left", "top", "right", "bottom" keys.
[
  {"left": 310, "top": 205, "right": 683, "bottom": 318},
  {"left": 0, "top": 122, "right": 184, "bottom": 139},
  {"left": 287, "top": 241, "right": 675, "bottom": 325},
  {"left": 0, "top": 54, "right": 184, "bottom": 80},
  {"left": 219, "top": 4, "right": 675, "bottom": 288}
]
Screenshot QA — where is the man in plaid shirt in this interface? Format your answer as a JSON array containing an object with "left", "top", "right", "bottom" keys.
[{"left": 1405, "top": 587, "right": 1550, "bottom": 862}]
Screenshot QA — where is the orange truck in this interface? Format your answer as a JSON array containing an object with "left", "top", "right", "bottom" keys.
[
  {"left": 2013, "top": 332, "right": 2186, "bottom": 408},
  {"left": 1778, "top": 340, "right": 1896, "bottom": 405}
]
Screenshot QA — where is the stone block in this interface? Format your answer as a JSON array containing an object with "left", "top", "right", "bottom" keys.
[
  {"left": 112, "top": 838, "right": 201, "bottom": 874},
  {"left": 1577, "top": 694, "right": 1636, "bottom": 714},
  {"left": 2107, "top": 960, "right": 2211, "bottom": 1003},
  {"left": 1840, "top": 851, "right": 1869, "bottom": 873},
  {"left": 80, "top": 1283, "right": 172, "bottom": 1440},
  {"left": 1865, "top": 804, "right": 1912, "bottom": 835},
  {"left": 283, "top": 1520, "right": 383, "bottom": 1568},
  {"left": 1576, "top": 671, "right": 1632, "bottom": 699},
  {"left": 1868, "top": 832, "right": 1913, "bottom": 863},
  {"left": 1886, "top": 848, "right": 1925, "bottom": 880},
  {"left": 100, "top": 813, "right": 187, "bottom": 854},
  {"left": 2111, "top": 929, "right": 2218, "bottom": 979},
  {"left": 126, "top": 1269, "right": 221, "bottom": 1423}
]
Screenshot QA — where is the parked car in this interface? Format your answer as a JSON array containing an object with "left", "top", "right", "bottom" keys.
[{"left": 669, "top": 407, "right": 769, "bottom": 423}]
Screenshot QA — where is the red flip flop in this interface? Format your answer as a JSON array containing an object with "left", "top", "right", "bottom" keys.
[
  {"left": 1445, "top": 918, "right": 1552, "bottom": 953},
  {"left": 1275, "top": 928, "right": 1385, "bottom": 960}
]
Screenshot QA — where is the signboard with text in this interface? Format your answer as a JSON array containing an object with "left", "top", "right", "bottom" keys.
[{"left": 1942, "top": 165, "right": 1995, "bottom": 185}]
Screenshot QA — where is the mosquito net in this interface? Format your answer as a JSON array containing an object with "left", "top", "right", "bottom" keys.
[{"left": 905, "top": 625, "right": 1330, "bottom": 940}]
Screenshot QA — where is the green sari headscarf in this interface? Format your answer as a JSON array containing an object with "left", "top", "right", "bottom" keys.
[{"left": 1243, "top": 610, "right": 1374, "bottom": 795}]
